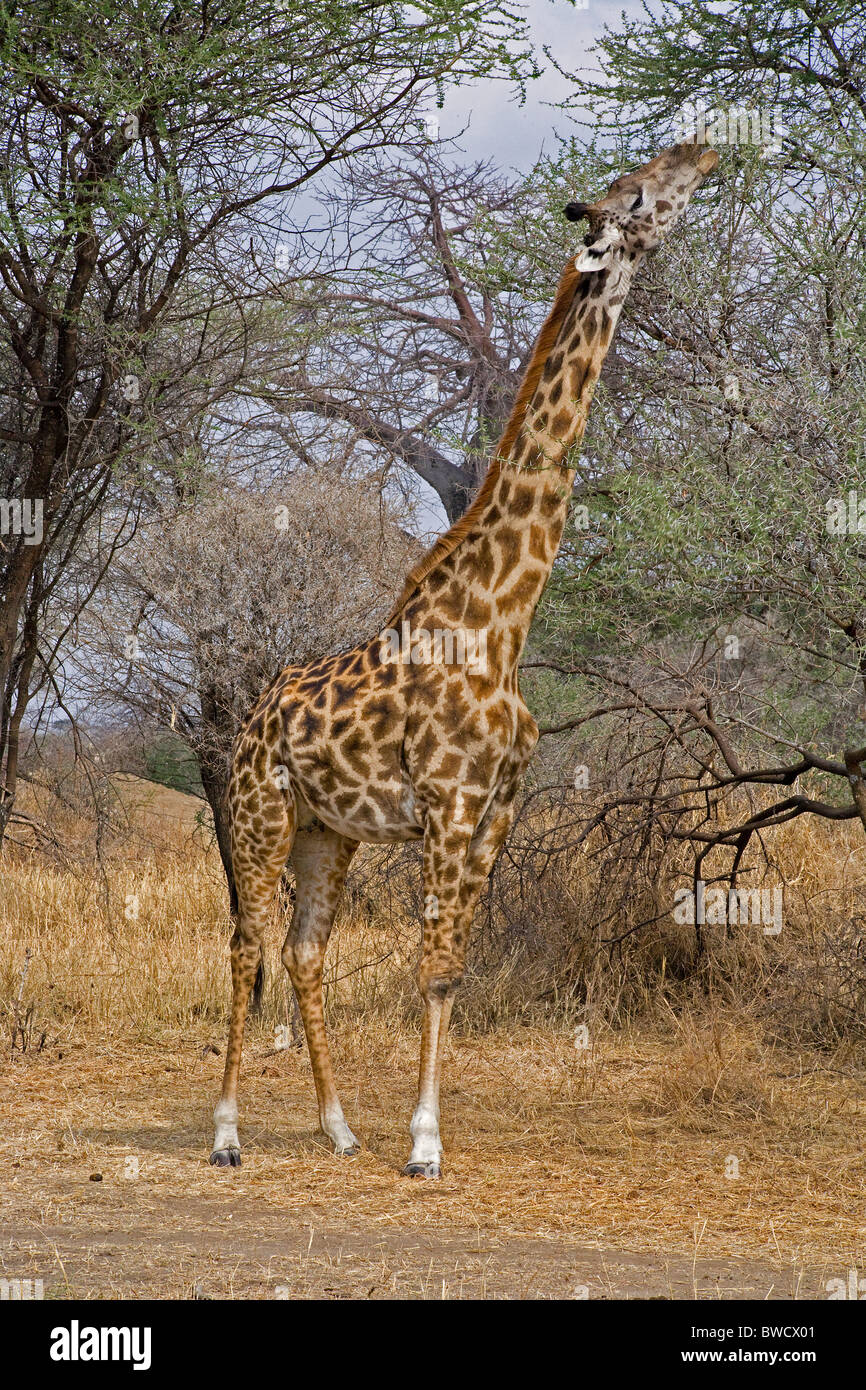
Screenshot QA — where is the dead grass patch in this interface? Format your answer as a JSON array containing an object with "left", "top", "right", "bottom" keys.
[{"left": 1, "top": 787, "right": 864, "bottom": 1296}]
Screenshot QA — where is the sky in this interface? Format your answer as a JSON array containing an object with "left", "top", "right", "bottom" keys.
[{"left": 436, "top": 0, "right": 645, "bottom": 171}]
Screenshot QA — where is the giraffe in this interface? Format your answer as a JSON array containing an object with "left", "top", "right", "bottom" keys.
[{"left": 210, "top": 140, "right": 719, "bottom": 1177}]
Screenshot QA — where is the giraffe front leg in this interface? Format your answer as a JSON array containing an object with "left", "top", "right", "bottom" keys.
[
  {"left": 405, "top": 977, "right": 455, "bottom": 1180},
  {"left": 404, "top": 807, "right": 476, "bottom": 1179},
  {"left": 404, "top": 790, "right": 520, "bottom": 1179}
]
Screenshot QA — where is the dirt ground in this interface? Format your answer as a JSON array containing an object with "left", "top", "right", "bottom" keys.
[{"left": 2, "top": 1023, "right": 863, "bottom": 1300}]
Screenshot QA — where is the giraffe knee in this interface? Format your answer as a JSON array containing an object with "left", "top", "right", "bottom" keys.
[
  {"left": 418, "top": 953, "right": 463, "bottom": 1000},
  {"left": 229, "top": 922, "right": 264, "bottom": 986},
  {"left": 280, "top": 938, "right": 299, "bottom": 974},
  {"left": 231, "top": 922, "right": 261, "bottom": 952},
  {"left": 281, "top": 935, "right": 324, "bottom": 982}
]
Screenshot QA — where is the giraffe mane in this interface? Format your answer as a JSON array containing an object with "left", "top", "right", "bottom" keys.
[{"left": 388, "top": 258, "right": 581, "bottom": 623}]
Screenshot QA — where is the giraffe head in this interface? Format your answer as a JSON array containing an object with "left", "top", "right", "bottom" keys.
[{"left": 564, "top": 140, "right": 718, "bottom": 273}]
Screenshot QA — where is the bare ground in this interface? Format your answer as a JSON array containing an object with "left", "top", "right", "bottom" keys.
[{"left": 2, "top": 1024, "right": 863, "bottom": 1300}]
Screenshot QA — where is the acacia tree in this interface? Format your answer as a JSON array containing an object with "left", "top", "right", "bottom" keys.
[
  {"left": 559, "top": 0, "right": 866, "bottom": 177},
  {"left": 248, "top": 152, "right": 546, "bottom": 523},
  {"left": 250, "top": 139, "right": 683, "bottom": 532},
  {"left": 0, "top": 0, "right": 534, "bottom": 843},
  {"left": 507, "top": 0, "right": 866, "bottom": 933}
]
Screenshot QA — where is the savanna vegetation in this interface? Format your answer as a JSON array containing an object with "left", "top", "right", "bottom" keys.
[{"left": 2, "top": 0, "right": 865, "bottom": 1300}]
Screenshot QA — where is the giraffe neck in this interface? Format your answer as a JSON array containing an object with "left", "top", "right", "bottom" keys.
[
  {"left": 467, "top": 256, "right": 636, "bottom": 652},
  {"left": 391, "top": 253, "right": 638, "bottom": 671},
  {"left": 503, "top": 255, "right": 634, "bottom": 479}
]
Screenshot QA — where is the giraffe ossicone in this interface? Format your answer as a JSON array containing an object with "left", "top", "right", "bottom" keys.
[{"left": 209, "top": 141, "right": 718, "bottom": 1177}]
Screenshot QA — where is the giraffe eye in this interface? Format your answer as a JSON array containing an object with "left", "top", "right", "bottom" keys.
[{"left": 630, "top": 190, "right": 644, "bottom": 211}]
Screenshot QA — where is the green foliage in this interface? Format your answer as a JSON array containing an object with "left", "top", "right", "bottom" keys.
[
  {"left": 144, "top": 731, "right": 203, "bottom": 795},
  {"left": 557, "top": 0, "right": 866, "bottom": 170},
  {"left": 502, "top": 3, "right": 866, "bottom": 811}
]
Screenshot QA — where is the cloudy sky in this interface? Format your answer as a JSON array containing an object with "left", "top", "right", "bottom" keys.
[{"left": 439, "top": 0, "right": 645, "bottom": 169}]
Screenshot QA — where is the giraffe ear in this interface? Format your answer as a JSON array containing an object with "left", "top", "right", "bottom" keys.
[{"left": 573, "top": 223, "right": 622, "bottom": 273}]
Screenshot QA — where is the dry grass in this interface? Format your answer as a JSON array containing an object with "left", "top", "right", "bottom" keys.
[
  {"left": 1, "top": 780, "right": 865, "bottom": 1298},
  {"left": 1, "top": 1015, "right": 864, "bottom": 1298}
]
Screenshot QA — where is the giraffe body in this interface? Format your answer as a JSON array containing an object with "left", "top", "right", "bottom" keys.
[{"left": 210, "top": 141, "right": 719, "bottom": 1175}]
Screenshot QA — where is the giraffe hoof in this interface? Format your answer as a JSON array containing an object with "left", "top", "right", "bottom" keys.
[
  {"left": 403, "top": 1161, "right": 441, "bottom": 1180},
  {"left": 209, "top": 1147, "right": 242, "bottom": 1167},
  {"left": 334, "top": 1143, "right": 361, "bottom": 1158}
]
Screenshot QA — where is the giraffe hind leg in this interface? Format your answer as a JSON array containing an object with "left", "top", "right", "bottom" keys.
[
  {"left": 282, "top": 825, "right": 359, "bottom": 1155},
  {"left": 210, "top": 781, "right": 295, "bottom": 1167}
]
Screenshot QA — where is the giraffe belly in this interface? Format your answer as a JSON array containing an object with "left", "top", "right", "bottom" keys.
[{"left": 295, "top": 780, "right": 424, "bottom": 844}]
